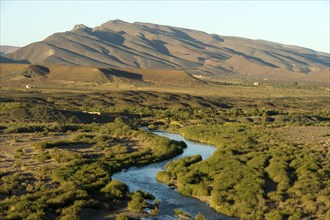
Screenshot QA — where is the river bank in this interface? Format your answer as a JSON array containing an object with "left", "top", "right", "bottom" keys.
[{"left": 113, "top": 129, "right": 234, "bottom": 220}]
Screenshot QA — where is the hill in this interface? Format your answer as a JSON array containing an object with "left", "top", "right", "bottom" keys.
[
  {"left": 0, "top": 63, "right": 203, "bottom": 87},
  {"left": 4, "top": 20, "right": 329, "bottom": 81},
  {"left": 0, "top": 45, "right": 20, "bottom": 56}
]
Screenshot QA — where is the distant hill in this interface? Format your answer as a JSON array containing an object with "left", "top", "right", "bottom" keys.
[
  {"left": 0, "top": 63, "right": 203, "bottom": 86},
  {"left": 4, "top": 20, "right": 329, "bottom": 80},
  {"left": 0, "top": 45, "right": 20, "bottom": 56}
]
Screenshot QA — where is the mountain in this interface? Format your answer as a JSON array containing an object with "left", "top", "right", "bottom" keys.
[
  {"left": 4, "top": 20, "right": 329, "bottom": 78},
  {"left": 0, "top": 45, "right": 20, "bottom": 56}
]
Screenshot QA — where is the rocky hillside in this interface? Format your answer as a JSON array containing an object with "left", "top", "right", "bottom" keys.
[{"left": 4, "top": 20, "right": 329, "bottom": 78}]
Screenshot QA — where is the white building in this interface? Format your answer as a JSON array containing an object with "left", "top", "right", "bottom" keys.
[{"left": 25, "top": 84, "right": 34, "bottom": 89}]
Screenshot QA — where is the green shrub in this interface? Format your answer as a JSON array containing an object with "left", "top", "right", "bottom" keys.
[
  {"left": 195, "top": 212, "right": 207, "bottom": 220},
  {"left": 100, "top": 180, "right": 129, "bottom": 200},
  {"left": 265, "top": 210, "right": 283, "bottom": 220},
  {"left": 156, "top": 171, "right": 171, "bottom": 183},
  {"left": 51, "top": 161, "right": 111, "bottom": 192},
  {"left": 51, "top": 149, "right": 82, "bottom": 163},
  {"left": 59, "top": 200, "right": 86, "bottom": 220},
  {"left": 36, "top": 151, "right": 51, "bottom": 162},
  {"left": 128, "top": 191, "right": 146, "bottom": 211},
  {"left": 116, "top": 214, "right": 128, "bottom": 220},
  {"left": 33, "top": 141, "right": 48, "bottom": 151}
]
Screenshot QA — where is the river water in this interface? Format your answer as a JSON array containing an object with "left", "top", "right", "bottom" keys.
[{"left": 113, "top": 129, "right": 235, "bottom": 220}]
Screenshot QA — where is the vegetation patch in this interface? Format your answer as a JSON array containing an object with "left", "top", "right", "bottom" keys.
[
  {"left": 157, "top": 124, "right": 330, "bottom": 219},
  {"left": 1, "top": 88, "right": 329, "bottom": 219}
]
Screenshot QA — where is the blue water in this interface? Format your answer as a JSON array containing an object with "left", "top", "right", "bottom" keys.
[{"left": 113, "top": 129, "right": 235, "bottom": 220}]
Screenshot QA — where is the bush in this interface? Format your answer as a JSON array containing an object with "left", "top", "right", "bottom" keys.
[
  {"left": 59, "top": 200, "right": 86, "bottom": 220},
  {"left": 36, "top": 151, "right": 51, "bottom": 162},
  {"left": 33, "top": 141, "right": 48, "bottom": 151},
  {"left": 15, "top": 147, "right": 25, "bottom": 158},
  {"left": 195, "top": 212, "right": 207, "bottom": 220},
  {"left": 128, "top": 191, "right": 146, "bottom": 211},
  {"left": 265, "top": 210, "right": 283, "bottom": 220},
  {"left": 116, "top": 214, "right": 128, "bottom": 220},
  {"left": 51, "top": 162, "right": 110, "bottom": 191},
  {"left": 51, "top": 149, "right": 82, "bottom": 163},
  {"left": 100, "top": 180, "right": 129, "bottom": 200},
  {"left": 156, "top": 171, "right": 172, "bottom": 183}
]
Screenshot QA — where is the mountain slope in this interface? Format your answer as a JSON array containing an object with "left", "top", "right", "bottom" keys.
[
  {"left": 5, "top": 20, "right": 329, "bottom": 78},
  {"left": 0, "top": 45, "right": 20, "bottom": 56}
]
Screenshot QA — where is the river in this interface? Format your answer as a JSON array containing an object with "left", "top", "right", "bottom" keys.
[{"left": 113, "top": 129, "right": 235, "bottom": 220}]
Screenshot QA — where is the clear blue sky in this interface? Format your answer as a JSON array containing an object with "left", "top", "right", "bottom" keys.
[{"left": 1, "top": 0, "right": 329, "bottom": 53}]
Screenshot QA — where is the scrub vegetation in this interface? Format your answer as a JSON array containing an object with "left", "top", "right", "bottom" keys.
[
  {"left": 0, "top": 85, "right": 329, "bottom": 219},
  {"left": 157, "top": 124, "right": 329, "bottom": 219},
  {"left": 0, "top": 119, "right": 185, "bottom": 219}
]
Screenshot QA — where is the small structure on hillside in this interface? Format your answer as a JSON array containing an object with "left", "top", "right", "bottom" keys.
[
  {"left": 193, "top": 74, "right": 206, "bottom": 79},
  {"left": 88, "top": 111, "right": 101, "bottom": 115},
  {"left": 25, "top": 84, "right": 34, "bottom": 89},
  {"left": 83, "top": 111, "right": 101, "bottom": 115},
  {"left": 253, "top": 82, "right": 260, "bottom": 86}
]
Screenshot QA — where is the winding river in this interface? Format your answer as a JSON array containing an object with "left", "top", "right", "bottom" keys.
[{"left": 113, "top": 129, "right": 235, "bottom": 220}]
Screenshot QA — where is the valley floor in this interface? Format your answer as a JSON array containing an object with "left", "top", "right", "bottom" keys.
[{"left": 0, "top": 84, "right": 329, "bottom": 219}]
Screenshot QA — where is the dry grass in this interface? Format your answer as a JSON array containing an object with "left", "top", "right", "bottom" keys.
[
  {"left": 275, "top": 126, "right": 330, "bottom": 149},
  {"left": 0, "top": 132, "right": 71, "bottom": 172},
  {"left": 1, "top": 64, "right": 329, "bottom": 98}
]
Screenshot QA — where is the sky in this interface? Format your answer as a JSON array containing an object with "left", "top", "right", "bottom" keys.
[{"left": 1, "top": 0, "right": 329, "bottom": 53}]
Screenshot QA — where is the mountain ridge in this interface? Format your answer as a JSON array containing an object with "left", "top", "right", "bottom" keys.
[{"left": 4, "top": 20, "right": 329, "bottom": 79}]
